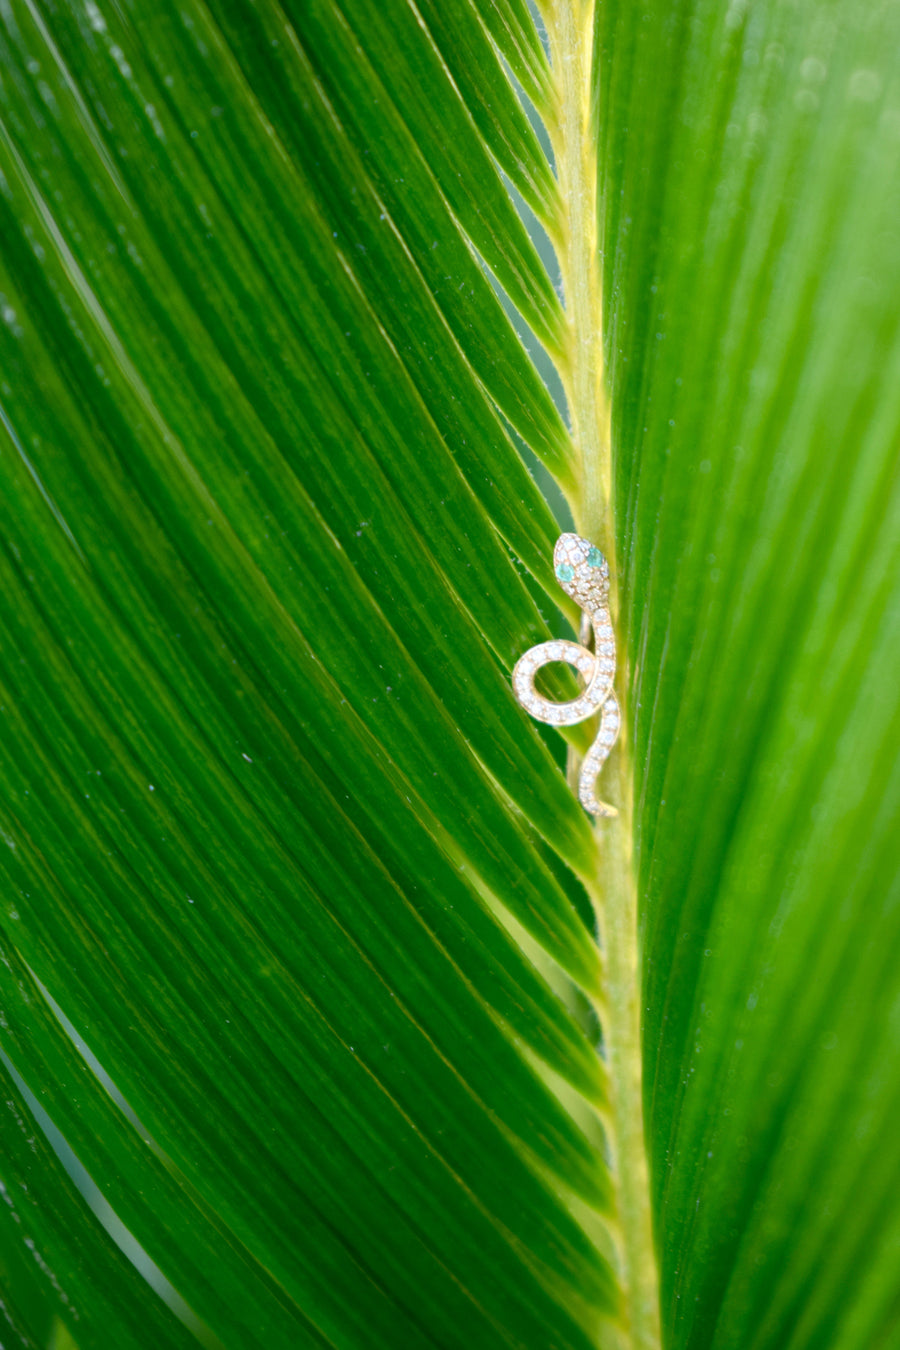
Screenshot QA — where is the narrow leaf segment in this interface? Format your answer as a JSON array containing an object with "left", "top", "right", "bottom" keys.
[{"left": 542, "top": 3, "right": 661, "bottom": 1346}]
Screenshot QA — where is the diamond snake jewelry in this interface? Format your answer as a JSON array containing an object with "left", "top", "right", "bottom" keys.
[{"left": 512, "top": 533, "right": 620, "bottom": 817}]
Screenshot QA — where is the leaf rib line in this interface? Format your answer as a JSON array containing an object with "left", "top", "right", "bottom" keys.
[{"left": 541, "top": 2, "right": 662, "bottom": 1345}]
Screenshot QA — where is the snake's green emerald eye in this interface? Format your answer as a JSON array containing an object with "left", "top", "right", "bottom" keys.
[
  {"left": 555, "top": 562, "right": 575, "bottom": 583},
  {"left": 586, "top": 546, "right": 604, "bottom": 568}
]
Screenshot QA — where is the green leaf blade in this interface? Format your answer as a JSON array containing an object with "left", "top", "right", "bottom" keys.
[
  {"left": 598, "top": 1, "right": 900, "bottom": 1345},
  {"left": 0, "top": 3, "right": 618, "bottom": 1347}
]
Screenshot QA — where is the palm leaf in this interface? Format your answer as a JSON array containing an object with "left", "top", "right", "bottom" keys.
[
  {"left": 0, "top": 2, "right": 899, "bottom": 1349},
  {"left": 599, "top": 4, "right": 900, "bottom": 1344},
  {"left": 0, "top": 3, "right": 615, "bottom": 1347}
]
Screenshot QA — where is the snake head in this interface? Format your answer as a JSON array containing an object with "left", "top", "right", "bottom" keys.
[{"left": 553, "top": 533, "right": 610, "bottom": 606}]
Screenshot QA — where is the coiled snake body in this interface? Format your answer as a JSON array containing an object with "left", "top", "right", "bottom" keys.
[{"left": 512, "top": 533, "right": 620, "bottom": 817}]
